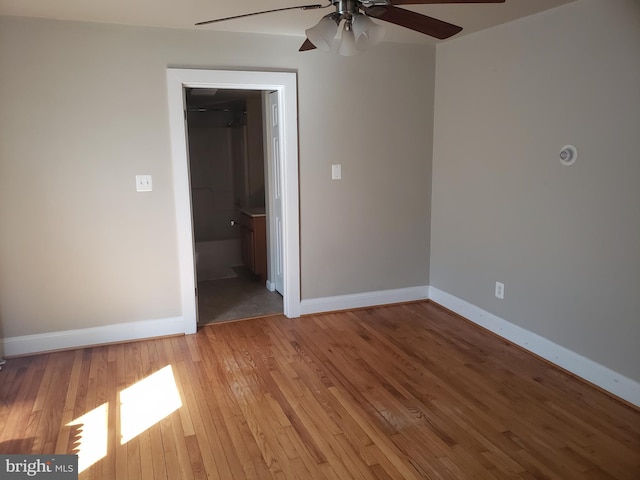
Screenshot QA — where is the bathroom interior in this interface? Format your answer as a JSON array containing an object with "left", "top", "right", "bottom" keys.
[{"left": 186, "top": 88, "right": 283, "bottom": 324}]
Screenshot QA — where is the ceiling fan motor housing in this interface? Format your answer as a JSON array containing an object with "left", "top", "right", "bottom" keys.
[
  {"left": 335, "top": 0, "right": 360, "bottom": 18},
  {"left": 333, "top": 0, "right": 391, "bottom": 17},
  {"left": 331, "top": 0, "right": 387, "bottom": 27}
]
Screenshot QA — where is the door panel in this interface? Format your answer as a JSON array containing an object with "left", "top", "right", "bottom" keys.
[{"left": 269, "top": 92, "right": 284, "bottom": 295}]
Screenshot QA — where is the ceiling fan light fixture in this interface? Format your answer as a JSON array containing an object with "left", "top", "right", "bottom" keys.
[
  {"left": 338, "top": 20, "right": 359, "bottom": 56},
  {"left": 352, "top": 13, "right": 384, "bottom": 51},
  {"left": 305, "top": 14, "right": 339, "bottom": 52},
  {"left": 197, "top": 1, "right": 502, "bottom": 54}
]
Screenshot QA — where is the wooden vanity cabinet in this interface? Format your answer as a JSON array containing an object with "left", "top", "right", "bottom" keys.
[{"left": 240, "top": 211, "right": 267, "bottom": 282}]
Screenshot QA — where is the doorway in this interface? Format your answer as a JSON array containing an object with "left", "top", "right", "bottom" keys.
[
  {"left": 166, "top": 69, "right": 301, "bottom": 335},
  {"left": 185, "top": 88, "right": 282, "bottom": 324}
]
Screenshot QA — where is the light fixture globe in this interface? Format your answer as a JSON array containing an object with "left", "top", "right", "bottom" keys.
[
  {"left": 305, "top": 15, "right": 339, "bottom": 52},
  {"left": 338, "top": 20, "right": 359, "bottom": 56},
  {"left": 352, "top": 13, "right": 385, "bottom": 51}
]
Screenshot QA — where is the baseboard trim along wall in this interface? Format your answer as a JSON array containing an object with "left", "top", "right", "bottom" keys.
[
  {"left": 300, "top": 286, "right": 430, "bottom": 315},
  {"left": 429, "top": 287, "right": 640, "bottom": 408},
  {"left": 4, "top": 286, "right": 638, "bottom": 407},
  {"left": 3, "top": 316, "right": 185, "bottom": 357}
]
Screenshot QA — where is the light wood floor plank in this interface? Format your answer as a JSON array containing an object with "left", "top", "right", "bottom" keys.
[{"left": 1, "top": 301, "right": 639, "bottom": 479}]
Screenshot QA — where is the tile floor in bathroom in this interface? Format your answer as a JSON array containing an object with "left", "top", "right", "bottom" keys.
[{"left": 197, "top": 266, "right": 283, "bottom": 325}]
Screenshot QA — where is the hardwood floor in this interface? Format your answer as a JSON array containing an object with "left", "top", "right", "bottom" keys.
[{"left": 1, "top": 301, "right": 639, "bottom": 479}]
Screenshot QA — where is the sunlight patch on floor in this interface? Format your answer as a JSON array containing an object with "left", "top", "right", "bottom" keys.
[
  {"left": 67, "top": 402, "right": 109, "bottom": 473},
  {"left": 119, "top": 365, "right": 183, "bottom": 444}
]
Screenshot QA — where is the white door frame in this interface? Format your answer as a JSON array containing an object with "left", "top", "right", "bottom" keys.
[{"left": 166, "top": 68, "right": 301, "bottom": 334}]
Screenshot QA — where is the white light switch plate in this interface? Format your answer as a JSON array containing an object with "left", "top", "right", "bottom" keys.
[
  {"left": 331, "top": 164, "right": 341, "bottom": 180},
  {"left": 136, "top": 175, "right": 152, "bottom": 192}
]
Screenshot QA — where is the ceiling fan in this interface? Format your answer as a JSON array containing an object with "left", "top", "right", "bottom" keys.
[{"left": 196, "top": 0, "right": 505, "bottom": 56}]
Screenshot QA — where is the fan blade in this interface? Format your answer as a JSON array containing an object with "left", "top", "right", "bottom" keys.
[
  {"left": 364, "top": 6, "right": 462, "bottom": 39},
  {"left": 196, "top": 3, "right": 326, "bottom": 26},
  {"left": 299, "top": 38, "right": 317, "bottom": 51},
  {"left": 389, "top": 1, "right": 505, "bottom": 4}
]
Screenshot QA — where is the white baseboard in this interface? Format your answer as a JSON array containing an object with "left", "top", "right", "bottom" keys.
[
  {"left": 2, "top": 316, "right": 185, "bottom": 357},
  {"left": 300, "top": 286, "right": 430, "bottom": 315},
  {"left": 266, "top": 280, "right": 276, "bottom": 292},
  {"left": 4, "top": 286, "right": 637, "bottom": 407},
  {"left": 428, "top": 287, "right": 640, "bottom": 407}
]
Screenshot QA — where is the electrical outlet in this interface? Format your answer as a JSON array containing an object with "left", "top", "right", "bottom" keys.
[
  {"left": 495, "top": 282, "right": 505, "bottom": 300},
  {"left": 136, "top": 175, "right": 152, "bottom": 192}
]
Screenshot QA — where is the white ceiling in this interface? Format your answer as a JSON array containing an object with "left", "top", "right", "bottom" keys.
[{"left": 0, "top": 0, "right": 577, "bottom": 44}]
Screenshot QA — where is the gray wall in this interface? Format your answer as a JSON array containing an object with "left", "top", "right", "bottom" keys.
[
  {"left": 431, "top": 0, "right": 640, "bottom": 381},
  {"left": 0, "top": 16, "right": 434, "bottom": 338}
]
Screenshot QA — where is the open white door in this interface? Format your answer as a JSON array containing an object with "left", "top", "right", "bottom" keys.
[{"left": 268, "top": 91, "right": 285, "bottom": 295}]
